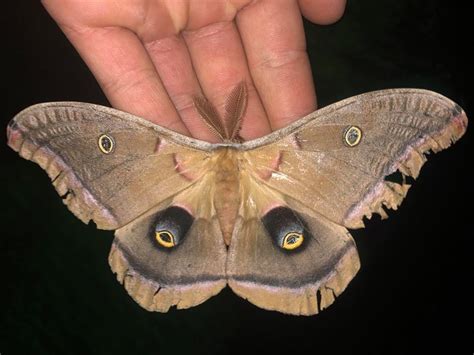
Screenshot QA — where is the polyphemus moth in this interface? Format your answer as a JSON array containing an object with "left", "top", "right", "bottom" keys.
[{"left": 7, "top": 83, "right": 467, "bottom": 315}]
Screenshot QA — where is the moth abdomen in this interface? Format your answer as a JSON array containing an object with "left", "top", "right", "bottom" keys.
[
  {"left": 261, "top": 206, "right": 308, "bottom": 251},
  {"left": 150, "top": 206, "right": 194, "bottom": 249}
]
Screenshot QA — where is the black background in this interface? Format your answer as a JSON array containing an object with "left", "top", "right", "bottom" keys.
[{"left": 1, "top": 1, "right": 472, "bottom": 354}]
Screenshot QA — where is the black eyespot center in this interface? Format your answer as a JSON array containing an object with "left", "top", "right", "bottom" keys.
[
  {"left": 159, "top": 231, "right": 172, "bottom": 243},
  {"left": 287, "top": 235, "right": 297, "bottom": 244}
]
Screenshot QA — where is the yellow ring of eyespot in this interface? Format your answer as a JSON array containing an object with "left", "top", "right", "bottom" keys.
[
  {"left": 98, "top": 134, "right": 115, "bottom": 154},
  {"left": 344, "top": 126, "right": 362, "bottom": 147},
  {"left": 282, "top": 232, "right": 304, "bottom": 250},
  {"left": 155, "top": 230, "right": 176, "bottom": 248}
]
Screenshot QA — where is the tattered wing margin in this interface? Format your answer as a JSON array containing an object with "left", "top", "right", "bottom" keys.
[
  {"left": 344, "top": 108, "right": 468, "bottom": 229},
  {"left": 7, "top": 119, "right": 118, "bottom": 229},
  {"left": 228, "top": 244, "right": 360, "bottom": 316},
  {"left": 108, "top": 241, "right": 226, "bottom": 312}
]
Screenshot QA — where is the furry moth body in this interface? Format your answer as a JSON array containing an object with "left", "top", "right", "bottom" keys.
[{"left": 7, "top": 86, "right": 467, "bottom": 315}]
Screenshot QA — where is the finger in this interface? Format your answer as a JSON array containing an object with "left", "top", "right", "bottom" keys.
[
  {"left": 144, "top": 35, "right": 221, "bottom": 141},
  {"left": 236, "top": 0, "right": 316, "bottom": 130},
  {"left": 183, "top": 21, "right": 272, "bottom": 140},
  {"left": 42, "top": 1, "right": 189, "bottom": 135},
  {"left": 298, "top": 0, "right": 347, "bottom": 25}
]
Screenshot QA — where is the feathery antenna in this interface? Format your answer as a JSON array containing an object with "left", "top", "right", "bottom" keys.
[{"left": 193, "top": 82, "right": 248, "bottom": 142}]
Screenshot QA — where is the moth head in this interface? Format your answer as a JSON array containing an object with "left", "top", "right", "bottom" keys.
[
  {"left": 151, "top": 206, "right": 194, "bottom": 249},
  {"left": 262, "top": 207, "right": 307, "bottom": 251}
]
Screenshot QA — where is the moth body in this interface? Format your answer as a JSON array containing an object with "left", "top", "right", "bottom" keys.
[{"left": 212, "top": 147, "right": 241, "bottom": 246}]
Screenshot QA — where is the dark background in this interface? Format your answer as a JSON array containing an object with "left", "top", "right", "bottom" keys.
[{"left": 1, "top": 1, "right": 472, "bottom": 354}]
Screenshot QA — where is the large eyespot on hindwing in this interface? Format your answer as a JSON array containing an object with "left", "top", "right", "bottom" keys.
[
  {"left": 150, "top": 206, "right": 194, "bottom": 249},
  {"left": 262, "top": 207, "right": 308, "bottom": 251}
]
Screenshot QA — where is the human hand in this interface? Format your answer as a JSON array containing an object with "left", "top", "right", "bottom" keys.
[{"left": 42, "top": 0, "right": 346, "bottom": 142}]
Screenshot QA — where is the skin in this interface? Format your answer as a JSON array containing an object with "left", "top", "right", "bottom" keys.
[{"left": 42, "top": 0, "right": 346, "bottom": 143}]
